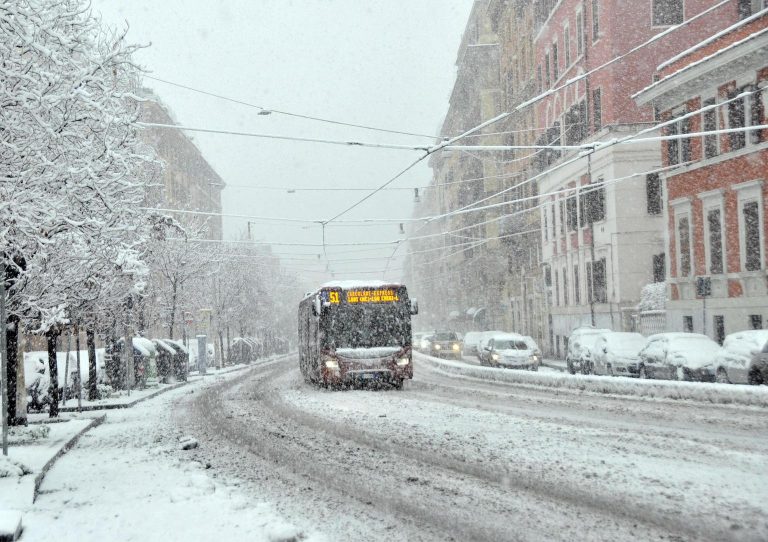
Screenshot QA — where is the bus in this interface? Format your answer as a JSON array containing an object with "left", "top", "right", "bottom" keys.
[{"left": 298, "top": 281, "right": 418, "bottom": 389}]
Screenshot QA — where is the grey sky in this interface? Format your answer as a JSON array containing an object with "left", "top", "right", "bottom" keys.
[{"left": 93, "top": 0, "right": 473, "bottom": 284}]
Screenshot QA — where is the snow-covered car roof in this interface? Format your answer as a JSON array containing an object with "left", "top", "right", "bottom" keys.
[
  {"left": 488, "top": 332, "right": 525, "bottom": 342},
  {"left": 462, "top": 331, "right": 484, "bottom": 344},
  {"left": 714, "top": 330, "right": 768, "bottom": 368}
]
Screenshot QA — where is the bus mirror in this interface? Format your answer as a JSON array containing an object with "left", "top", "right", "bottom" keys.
[
  {"left": 410, "top": 299, "right": 419, "bottom": 315},
  {"left": 312, "top": 295, "right": 322, "bottom": 317}
]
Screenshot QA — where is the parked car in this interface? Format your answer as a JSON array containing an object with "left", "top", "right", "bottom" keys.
[
  {"left": 589, "top": 331, "right": 647, "bottom": 377},
  {"left": 427, "top": 331, "right": 462, "bottom": 359},
  {"left": 476, "top": 330, "right": 505, "bottom": 361},
  {"left": 462, "top": 331, "right": 484, "bottom": 357},
  {"left": 637, "top": 333, "right": 720, "bottom": 381},
  {"left": 565, "top": 326, "right": 612, "bottom": 374},
  {"left": 712, "top": 330, "right": 768, "bottom": 385},
  {"left": 482, "top": 333, "right": 540, "bottom": 370}
]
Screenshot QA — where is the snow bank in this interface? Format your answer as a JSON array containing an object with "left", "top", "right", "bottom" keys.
[
  {"left": 417, "top": 353, "right": 768, "bottom": 407},
  {"left": 24, "top": 349, "right": 107, "bottom": 388}
]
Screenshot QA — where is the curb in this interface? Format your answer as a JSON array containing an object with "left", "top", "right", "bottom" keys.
[
  {"left": 58, "top": 381, "right": 188, "bottom": 412},
  {"left": 32, "top": 414, "right": 106, "bottom": 503}
]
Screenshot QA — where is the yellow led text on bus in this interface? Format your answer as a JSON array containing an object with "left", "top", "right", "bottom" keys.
[
  {"left": 345, "top": 289, "right": 399, "bottom": 304},
  {"left": 328, "top": 291, "right": 340, "bottom": 304}
]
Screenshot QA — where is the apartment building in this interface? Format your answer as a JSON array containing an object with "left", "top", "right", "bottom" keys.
[
  {"left": 532, "top": 0, "right": 733, "bottom": 356},
  {"left": 635, "top": 8, "right": 768, "bottom": 342}
]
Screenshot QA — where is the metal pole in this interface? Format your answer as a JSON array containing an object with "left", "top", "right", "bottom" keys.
[
  {"left": 75, "top": 323, "right": 82, "bottom": 412},
  {"left": 63, "top": 331, "right": 71, "bottom": 406},
  {"left": 1, "top": 260, "right": 8, "bottom": 456},
  {"left": 587, "top": 152, "right": 596, "bottom": 327}
]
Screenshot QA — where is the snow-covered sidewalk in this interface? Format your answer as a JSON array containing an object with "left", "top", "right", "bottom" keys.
[{"left": 21, "top": 362, "right": 319, "bottom": 542}]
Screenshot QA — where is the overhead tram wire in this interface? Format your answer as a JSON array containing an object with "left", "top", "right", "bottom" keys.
[
  {"left": 144, "top": 75, "right": 441, "bottom": 140},
  {"left": 385, "top": 86, "right": 760, "bottom": 274}
]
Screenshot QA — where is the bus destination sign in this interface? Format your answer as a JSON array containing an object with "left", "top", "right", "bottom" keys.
[{"left": 345, "top": 289, "right": 399, "bottom": 304}]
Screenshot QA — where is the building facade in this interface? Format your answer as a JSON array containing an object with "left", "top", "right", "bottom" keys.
[
  {"left": 635, "top": 8, "right": 768, "bottom": 342},
  {"left": 532, "top": 0, "right": 733, "bottom": 356}
]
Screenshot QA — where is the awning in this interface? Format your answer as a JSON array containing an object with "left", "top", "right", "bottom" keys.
[
  {"left": 466, "top": 307, "right": 477, "bottom": 317},
  {"left": 472, "top": 307, "right": 487, "bottom": 323}
]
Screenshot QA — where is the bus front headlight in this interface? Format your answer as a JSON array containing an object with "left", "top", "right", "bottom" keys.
[
  {"left": 434, "top": 344, "right": 441, "bottom": 350},
  {"left": 323, "top": 358, "right": 339, "bottom": 369},
  {"left": 452, "top": 343, "right": 460, "bottom": 351},
  {"left": 397, "top": 357, "right": 410, "bottom": 366},
  {"left": 492, "top": 353, "right": 500, "bottom": 361}
]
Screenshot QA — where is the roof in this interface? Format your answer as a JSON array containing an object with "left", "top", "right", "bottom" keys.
[{"left": 319, "top": 280, "right": 403, "bottom": 290}]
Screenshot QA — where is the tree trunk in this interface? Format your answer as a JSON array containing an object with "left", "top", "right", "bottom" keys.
[
  {"left": 15, "top": 333, "right": 27, "bottom": 425},
  {"left": 87, "top": 327, "right": 98, "bottom": 400},
  {"left": 47, "top": 328, "right": 60, "bottom": 418},
  {"left": 168, "top": 280, "right": 177, "bottom": 340},
  {"left": 5, "top": 313, "right": 20, "bottom": 425},
  {"left": 219, "top": 330, "right": 225, "bottom": 367}
]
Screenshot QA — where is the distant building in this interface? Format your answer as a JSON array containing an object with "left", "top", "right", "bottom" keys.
[
  {"left": 635, "top": 9, "right": 768, "bottom": 342},
  {"left": 140, "top": 95, "right": 224, "bottom": 240}
]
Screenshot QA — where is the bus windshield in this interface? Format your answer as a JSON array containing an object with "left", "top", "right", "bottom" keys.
[{"left": 322, "top": 303, "right": 410, "bottom": 349}]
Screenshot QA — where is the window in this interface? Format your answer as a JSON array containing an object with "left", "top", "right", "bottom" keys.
[
  {"left": 728, "top": 88, "right": 747, "bottom": 151},
  {"left": 564, "top": 26, "right": 571, "bottom": 67},
  {"left": 591, "top": 0, "right": 599, "bottom": 42},
  {"left": 567, "top": 195, "right": 578, "bottom": 232},
  {"left": 564, "top": 100, "right": 588, "bottom": 145},
  {"left": 653, "top": 253, "right": 666, "bottom": 283},
  {"left": 545, "top": 52, "right": 551, "bottom": 88},
  {"left": 646, "top": 173, "right": 662, "bottom": 215},
  {"left": 559, "top": 199, "right": 565, "bottom": 235},
  {"left": 579, "top": 183, "right": 606, "bottom": 225},
  {"left": 683, "top": 315, "right": 694, "bottom": 332},
  {"left": 554, "top": 268, "right": 560, "bottom": 306},
  {"left": 592, "top": 258, "right": 607, "bottom": 303},
  {"left": 543, "top": 205, "right": 549, "bottom": 241},
  {"left": 677, "top": 215, "right": 692, "bottom": 277},
  {"left": 702, "top": 98, "right": 719, "bottom": 159},
  {"left": 750, "top": 314, "right": 763, "bottom": 330},
  {"left": 714, "top": 315, "right": 725, "bottom": 345},
  {"left": 750, "top": 85, "right": 765, "bottom": 145},
  {"left": 552, "top": 41, "right": 559, "bottom": 81},
  {"left": 653, "top": 0, "right": 683, "bottom": 26},
  {"left": 738, "top": 0, "right": 766, "bottom": 18},
  {"left": 707, "top": 208, "right": 724, "bottom": 274},
  {"left": 544, "top": 265, "right": 552, "bottom": 287},
  {"left": 743, "top": 200, "right": 762, "bottom": 271},
  {"left": 573, "top": 265, "right": 581, "bottom": 304},
  {"left": 563, "top": 267, "right": 569, "bottom": 305},
  {"left": 666, "top": 112, "right": 692, "bottom": 165},
  {"left": 592, "top": 88, "right": 602, "bottom": 132},
  {"left": 536, "top": 64, "right": 542, "bottom": 92},
  {"left": 576, "top": 10, "right": 584, "bottom": 56},
  {"left": 586, "top": 261, "right": 593, "bottom": 302},
  {"left": 551, "top": 204, "right": 556, "bottom": 239}
]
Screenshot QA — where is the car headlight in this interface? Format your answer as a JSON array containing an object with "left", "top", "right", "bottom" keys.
[
  {"left": 434, "top": 344, "right": 441, "bottom": 350},
  {"left": 323, "top": 358, "right": 339, "bottom": 369},
  {"left": 396, "top": 357, "right": 410, "bottom": 366},
  {"left": 492, "top": 353, "right": 499, "bottom": 361},
  {"left": 452, "top": 343, "right": 460, "bottom": 351},
  {"left": 529, "top": 354, "right": 540, "bottom": 363}
]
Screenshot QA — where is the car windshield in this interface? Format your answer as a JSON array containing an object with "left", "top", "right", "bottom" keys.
[
  {"left": 433, "top": 332, "right": 458, "bottom": 341},
  {"left": 495, "top": 340, "right": 528, "bottom": 350}
]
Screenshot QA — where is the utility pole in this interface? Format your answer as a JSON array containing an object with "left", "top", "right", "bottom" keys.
[{"left": 587, "top": 151, "right": 597, "bottom": 327}]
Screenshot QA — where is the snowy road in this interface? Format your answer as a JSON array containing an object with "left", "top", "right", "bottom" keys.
[{"left": 177, "top": 355, "right": 768, "bottom": 541}]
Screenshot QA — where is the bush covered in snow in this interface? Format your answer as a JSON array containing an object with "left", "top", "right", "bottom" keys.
[
  {"left": 0, "top": 457, "right": 32, "bottom": 478},
  {"left": 8, "top": 424, "right": 50, "bottom": 446},
  {"left": 637, "top": 282, "right": 667, "bottom": 311}
]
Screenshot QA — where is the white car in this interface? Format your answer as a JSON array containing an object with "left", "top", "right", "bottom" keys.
[
  {"left": 482, "top": 333, "right": 540, "bottom": 370},
  {"left": 476, "top": 330, "right": 505, "bottom": 361},
  {"left": 637, "top": 333, "right": 720, "bottom": 381},
  {"left": 565, "top": 326, "right": 612, "bottom": 374},
  {"left": 712, "top": 330, "right": 768, "bottom": 384},
  {"left": 589, "top": 332, "right": 647, "bottom": 377},
  {"left": 462, "top": 331, "right": 484, "bottom": 357}
]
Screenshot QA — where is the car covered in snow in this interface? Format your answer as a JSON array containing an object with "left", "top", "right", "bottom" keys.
[
  {"left": 565, "top": 326, "right": 612, "bottom": 374},
  {"left": 712, "top": 330, "right": 768, "bottom": 385},
  {"left": 412, "top": 331, "right": 432, "bottom": 353},
  {"left": 426, "top": 331, "right": 462, "bottom": 359},
  {"left": 637, "top": 333, "right": 720, "bottom": 381},
  {"left": 461, "top": 331, "right": 484, "bottom": 357},
  {"left": 589, "top": 331, "right": 647, "bottom": 377},
  {"left": 475, "top": 330, "right": 505, "bottom": 361},
  {"left": 481, "top": 333, "right": 540, "bottom": 370}
]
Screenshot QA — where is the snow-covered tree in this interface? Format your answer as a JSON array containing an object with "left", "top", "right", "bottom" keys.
[{"left": 0, "top": 0, "right": 156, "bottom": 417}]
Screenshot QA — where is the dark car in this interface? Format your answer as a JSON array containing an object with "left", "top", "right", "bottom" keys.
[{"left": 427, "top": 331, "right": 462, "bottom": 359}]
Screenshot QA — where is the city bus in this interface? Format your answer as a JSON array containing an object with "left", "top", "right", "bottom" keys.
[{"left": 298, "top": 281, "right": 418, "bottom": 389}]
